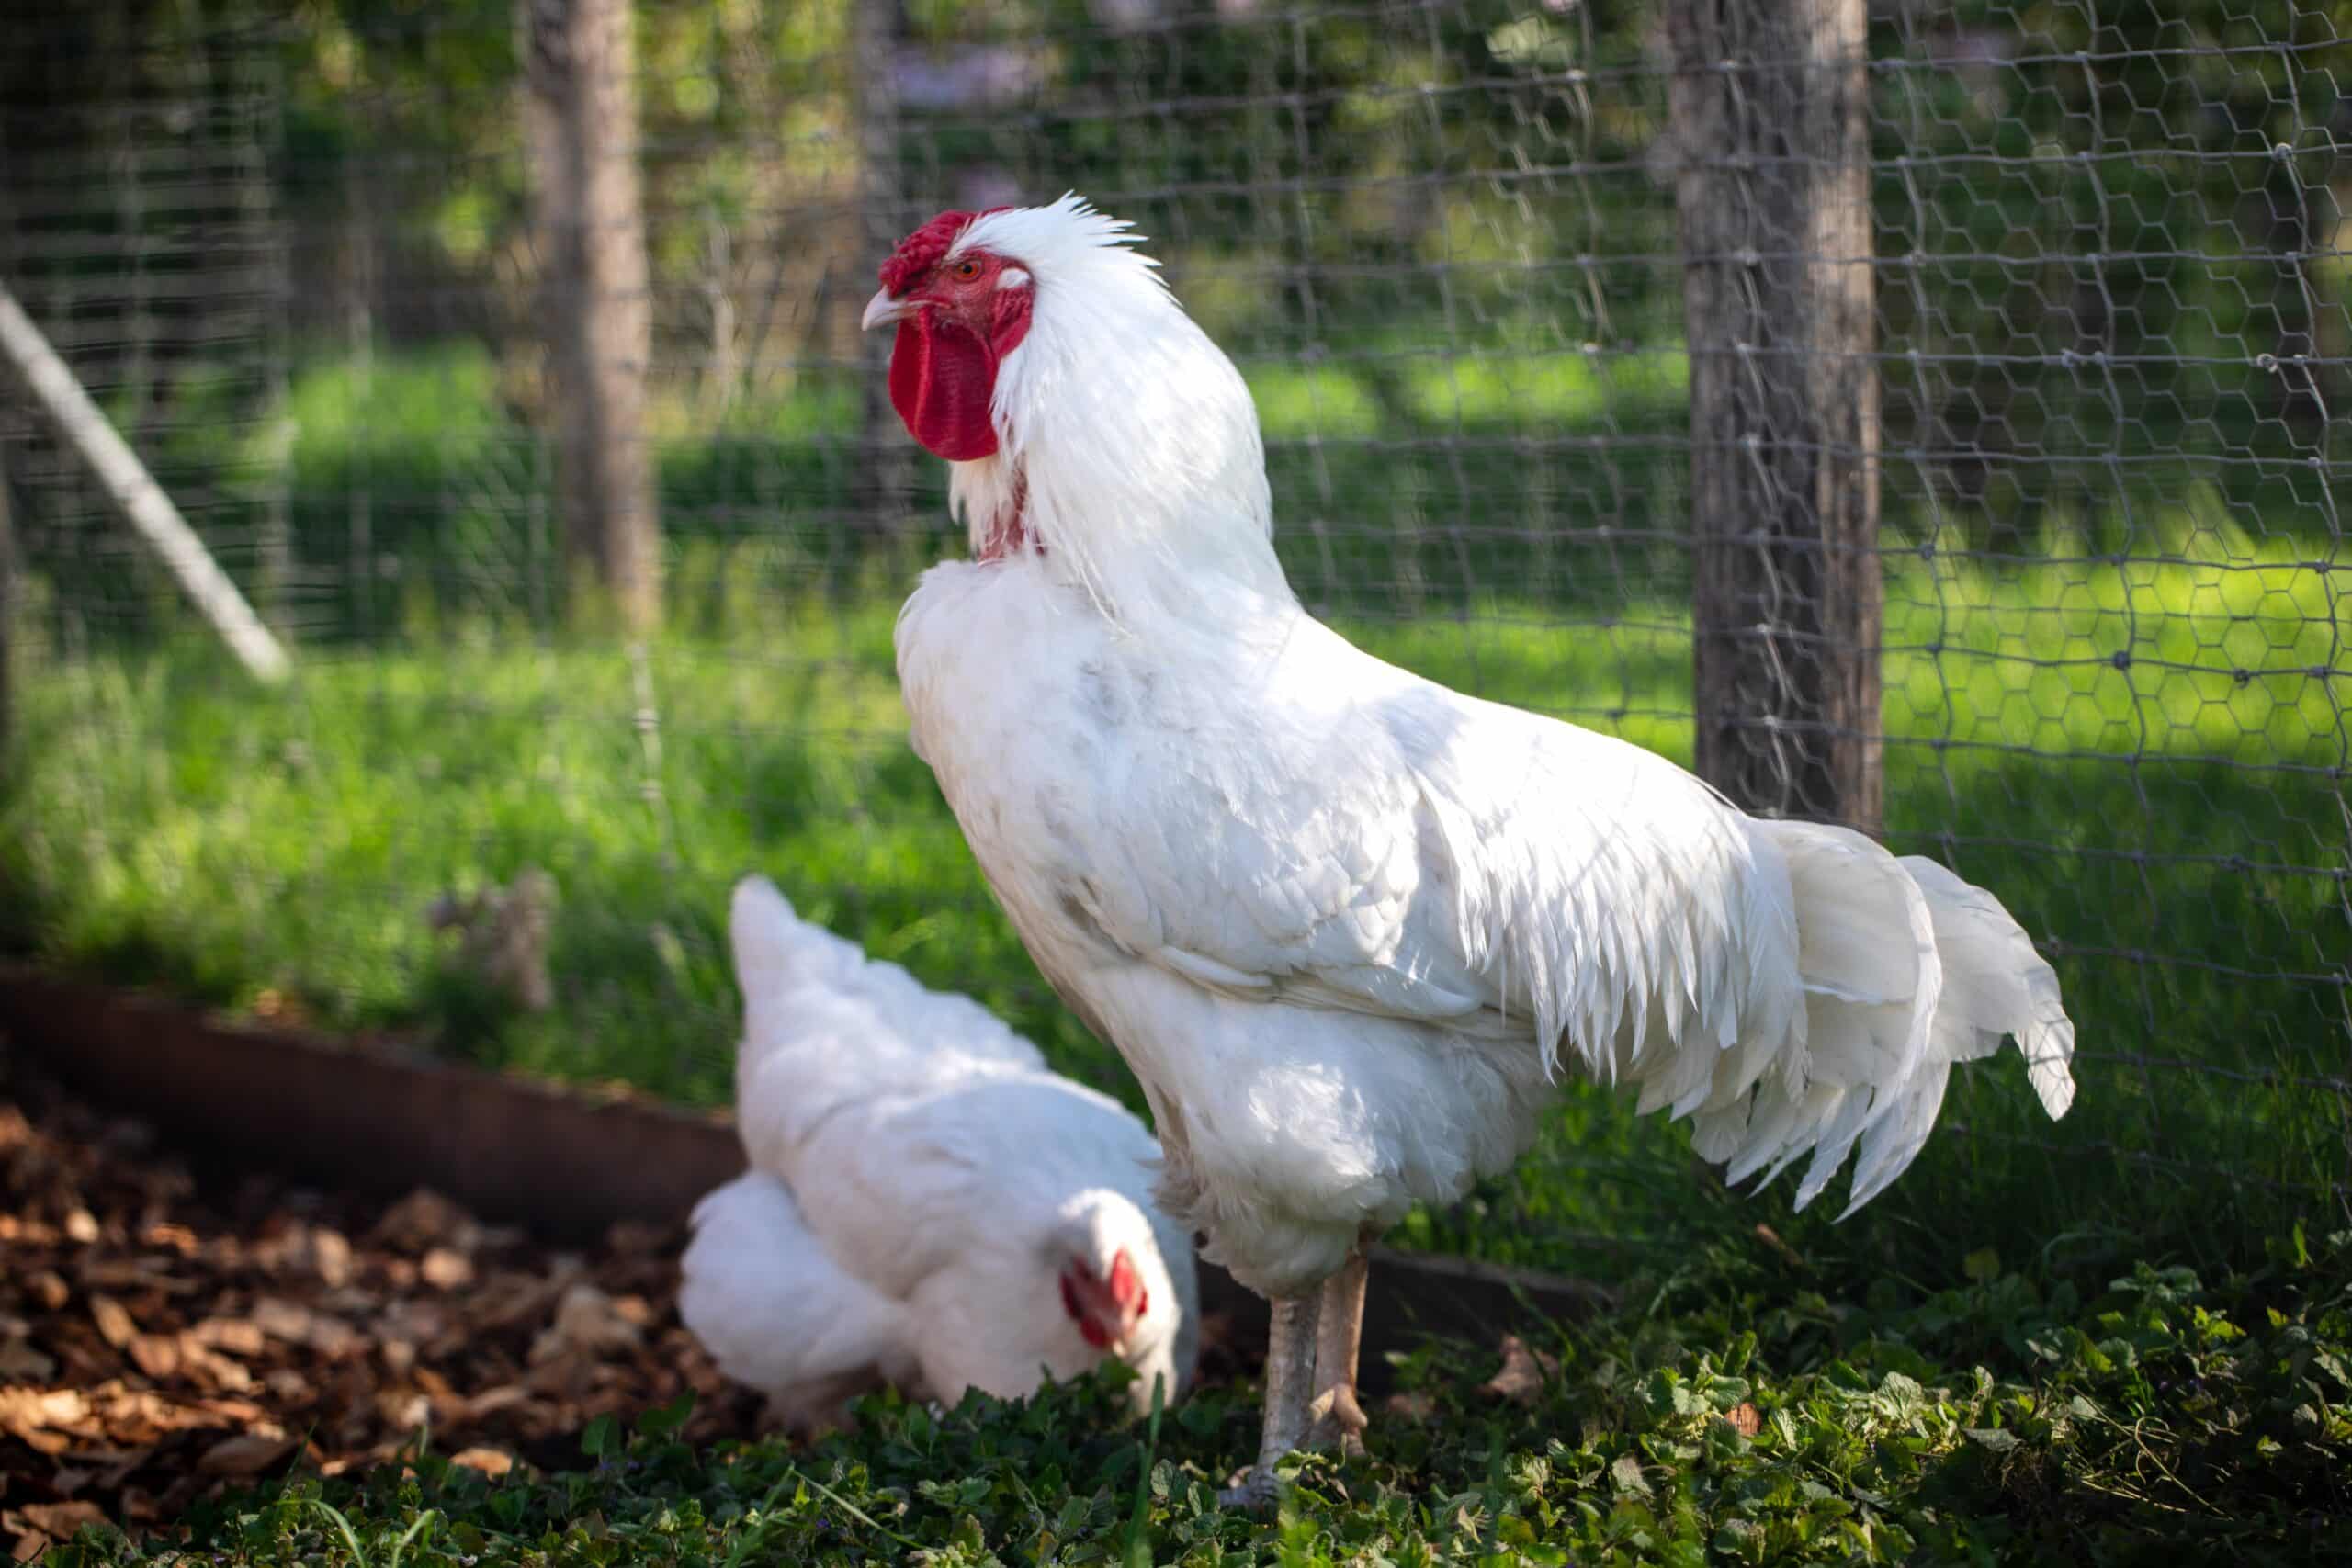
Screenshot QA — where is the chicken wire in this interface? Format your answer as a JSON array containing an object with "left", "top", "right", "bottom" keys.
[{"left": 1, "top": 0, "right": 2346, "bottom": 1272}]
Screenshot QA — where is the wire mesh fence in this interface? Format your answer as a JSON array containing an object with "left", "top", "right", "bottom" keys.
[{"left": 1, "top": 0, "right": 2345, "bottom": 1275}]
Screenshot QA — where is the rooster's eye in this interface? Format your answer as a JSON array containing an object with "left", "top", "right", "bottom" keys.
[{"left": 952, "top": 258, "right": 984, "bottom": 282}]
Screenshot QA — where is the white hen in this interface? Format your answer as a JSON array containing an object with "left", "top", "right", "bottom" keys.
[
  {"left": 866, "top": 196, "right": 2077, "bottom": 1503},
  {"left": 677, "top": 875, "right": 1198, "bottom": 1431}
]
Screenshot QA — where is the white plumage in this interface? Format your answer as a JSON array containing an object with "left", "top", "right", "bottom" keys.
[
  {"left": 870, "top": 195, "right": 2076, "bottom": 1495},
  {"left": 677, "top": 875, "right": 1199, "bottom": 1430}
]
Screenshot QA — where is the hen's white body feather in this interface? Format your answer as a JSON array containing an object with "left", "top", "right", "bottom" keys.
[
  {"left": 677, "top": 876, "right": 1199, "bottom": 1415},
  {"left": 892, "top": 197, "right": 2077, "bottom": 1299}
]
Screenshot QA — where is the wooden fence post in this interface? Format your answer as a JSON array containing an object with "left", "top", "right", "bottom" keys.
[
  {"left": 525, "top": 0, "right": 660, "bottom": 634},
  {"left": 1667, "top": 0, "right": 1883, "bottom": 831}
]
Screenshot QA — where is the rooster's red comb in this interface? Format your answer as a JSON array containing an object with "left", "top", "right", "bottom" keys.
[{"left": 876, "top": 207, "right": 1012, "bottom": 296}]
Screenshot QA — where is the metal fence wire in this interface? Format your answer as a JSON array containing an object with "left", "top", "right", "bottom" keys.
[{"left": 1, "top": 0, "right": 2346, "bottom": 1272}]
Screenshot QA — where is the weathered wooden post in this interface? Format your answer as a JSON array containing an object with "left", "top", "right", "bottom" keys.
[
  {"left": 525, "top": 0, "right": 660, "bottom": 634},
  {"left": 1667, "top": 0, "right": 1883, "bottom": 831}
]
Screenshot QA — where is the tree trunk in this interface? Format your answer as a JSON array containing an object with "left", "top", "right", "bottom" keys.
[
  {"left": 1668, "top": 0, "right": 1882, "bottom": 831},
  {"left": 525, "top": 0, "right": 659, "bottom": 634}
]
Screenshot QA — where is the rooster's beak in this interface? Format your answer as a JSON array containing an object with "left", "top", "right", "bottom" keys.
[{"left": 862, "top": 288, "right": 914, "bottom": 333}]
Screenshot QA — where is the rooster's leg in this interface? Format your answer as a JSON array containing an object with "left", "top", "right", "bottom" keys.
[
  {"left": 1304, "top": 1250, "right": 1369, "bottom": 1456},
  {"left": 1218, "top": 1292, "right": 1322, "bottom": 1509}
]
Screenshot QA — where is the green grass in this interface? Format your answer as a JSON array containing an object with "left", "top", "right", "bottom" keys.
[
  {"left": 40, "top": 1227, "right": 2352, "bottom": 1565},
  {"left": 5, "top": 529, "right": 2344, "bottom": 1283}
]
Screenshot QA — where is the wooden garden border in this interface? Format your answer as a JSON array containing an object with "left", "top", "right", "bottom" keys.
[{"left": 0, "top": 966, "right": 1612, "bottom": 1393}]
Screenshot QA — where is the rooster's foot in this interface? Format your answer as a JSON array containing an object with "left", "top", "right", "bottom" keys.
[
  {"left": 1217, "top": 1463, "right": 1283, "bottom": 1511},
  {"left": 1303, "top": 1384, "right": 1368, "bottom": 1459}
]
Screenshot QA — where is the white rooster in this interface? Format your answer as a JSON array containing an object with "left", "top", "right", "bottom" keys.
[
  {"left": 677, "top": 875, "right": 1198, "bottom": 1432},
  {"left": 865, "top": 196, "right": 2077, "bottom": 1504}
]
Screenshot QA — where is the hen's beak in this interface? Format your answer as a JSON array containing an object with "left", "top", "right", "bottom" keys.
[{"left": 862, "top": 288, "right": 915, "bottom": 333}]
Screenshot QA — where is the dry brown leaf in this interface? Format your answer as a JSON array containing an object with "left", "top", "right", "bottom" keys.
[
  {"left": 187, "top": 1317, "right": 266, "bottom": 1359},
  {"left": 251, "top": 1297, "right": 366, "bottom": 1359},
  {"left": 527, "top": 1283, "right": 642, "bottom": 1365},
  {"left": 310, "top": 1228, "right": 354, "bottom": 1289},
  {"left": 321, "top": 1286, "right": 387, "bottom": 1319},
  {"left": 26, "top": 1272, "right": 69, "bottom": 1313},
  {"left": 87, "top": 1294, "right": 137, "bottom": 1349},
  {"left": 449, "top": 1447, "right": 514, "bottom": 1479},
  {"left": 76, "top": 1258, "right": 192, "bottom": 1295},
  {"left": 466, "top": 1271, "right": 569, "bottom": 1336},
  {"left": 0, "top": 1386, "right": 91, "bottom": 1437},
  {"left": 1477, "top": 1334, "right": 1560, "bottom": 1404},
  {"left": 376, "top": 1390, "right": 431, "bottom": 1431},
  {"left": 197, "top": 1433, "right": 297, "bottom": 1478},
  {"left": 1723, "top": 1402, "right": 1762, "bottom": 1437},
  {"left": 419, "top": 1248, "right": 474, "bottom": 1291},
  {"left": 63, "top": 1210, "right": 100, "bottom": 1245},
  {"left": 5, "top": 1426, "right": 71, "bottom": 1457},
  {"left": 378, "top": 1295, "right": 447, "bottom": 1339},
  {"left": 16, "top": 1502, "right": 107, "bottom": 1540},
  {"left": 464, "top": 1385, "right": 529, "bottom": 1421},
  {"left": 10, "top": 1528, "right": 52, "bottom": 1562},
  {"left": 371, "top": 1190, "right": 476, "bottom": 1254},
  {"left": 248, "top": 1296, "right": 310, "bottom": 1342},
  {"left": 177, "top": 1340, "right": 256, "bottom": 1395},
  {"left": 126, "top": 1334, "right": 180, "bottom": 1379},
  {"left": 139, "top": 1223, "right": 199, "bottom": 1258},
  {"left": 248, "top": 1224, "right": 311, "bottom": 1278},
  {"left": 191, "top": 1396, "right": 271, "bottom": 1430}
]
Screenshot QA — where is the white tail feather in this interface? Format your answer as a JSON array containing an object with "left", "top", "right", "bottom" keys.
[
  {"left": 1697, "top": 822, "right": 2077, "bottom": 1218},
  {"left": 729, "top": 875, "right": 865, "bottom": 1012},
  {"left": 728, "top": 874, "right": 1046, "bottom": 1177}
]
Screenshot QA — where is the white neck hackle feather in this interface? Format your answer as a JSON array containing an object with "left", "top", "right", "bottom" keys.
[{"left": 944, "top": 195, "right": 1287, "bottom": 620}]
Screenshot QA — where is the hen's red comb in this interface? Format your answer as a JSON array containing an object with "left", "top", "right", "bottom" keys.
[{"left": 876, "top": 207, "right": 1012, "bottom": 295}]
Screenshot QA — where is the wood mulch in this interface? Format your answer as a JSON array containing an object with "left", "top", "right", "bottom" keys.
[{"left": 0, "top": 1040, "right": 764, "bottom": 1561}]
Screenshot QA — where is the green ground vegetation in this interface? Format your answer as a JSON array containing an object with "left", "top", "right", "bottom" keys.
[{"left": 37, "top": 1225, "right": 2352, "bottom": 1565}]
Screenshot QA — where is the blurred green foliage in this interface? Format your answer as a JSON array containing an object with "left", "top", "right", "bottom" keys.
[{"left": 5, "top": 0, "right": 2344, "bottom": 642}]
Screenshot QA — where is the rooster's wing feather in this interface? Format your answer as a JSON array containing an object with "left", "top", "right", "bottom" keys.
[{"left": 1045, "top": 620, "right": 1799, "bottom": 1083}]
